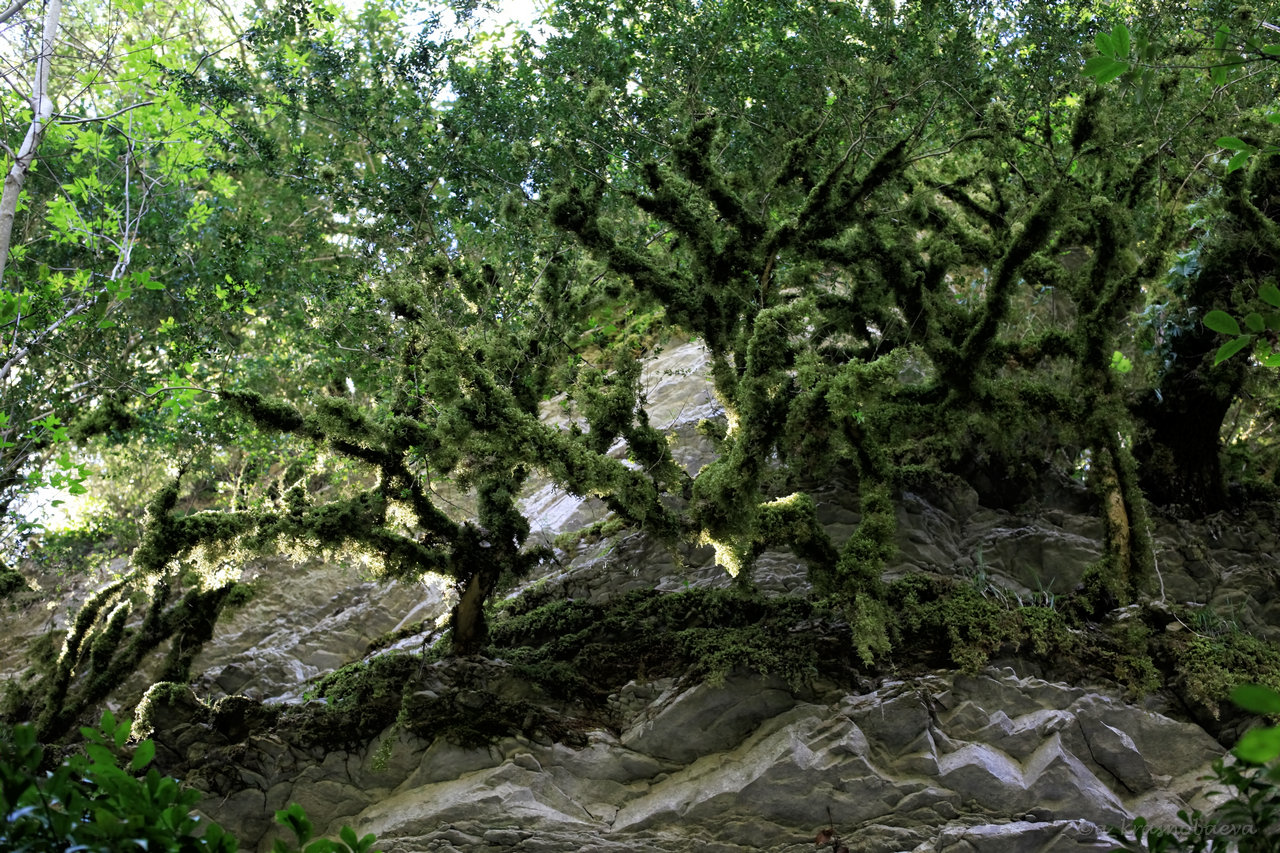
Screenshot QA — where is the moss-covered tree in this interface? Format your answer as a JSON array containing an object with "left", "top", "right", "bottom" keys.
[{"left": 14, "top": 0, "right": 1280, "bottom": 737}]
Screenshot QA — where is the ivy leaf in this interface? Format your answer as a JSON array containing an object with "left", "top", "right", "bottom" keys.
[{"left": 1203, "top": 310, "right": 1241, "bottom": 335}]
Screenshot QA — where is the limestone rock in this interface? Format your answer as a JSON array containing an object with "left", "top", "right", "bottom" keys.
[
  {"left": 620, "top": 671, "right": 795, "bottom": 763},
  {"left": 170, "top": 666, "right": 1225, "bottom": 852}
]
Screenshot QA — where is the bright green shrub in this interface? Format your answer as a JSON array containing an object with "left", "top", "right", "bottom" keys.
[
  {"left": 0, "top": 711, "right": 236, "bottom": 852},
  {"left": 0, "top": 711, "right": 379, "bottom": 853}
]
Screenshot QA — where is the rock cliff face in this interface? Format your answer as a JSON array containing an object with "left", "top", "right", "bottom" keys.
[
  {"left": 8, "top": 340, "right": 1279, "bottom": 851},
  {"left": 151, "top": 663, "right": 1223, "bottom": 852}
]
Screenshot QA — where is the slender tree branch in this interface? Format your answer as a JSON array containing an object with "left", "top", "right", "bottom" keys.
[{"left": 53, "top": 100, "right": 154, "bottom": 125}]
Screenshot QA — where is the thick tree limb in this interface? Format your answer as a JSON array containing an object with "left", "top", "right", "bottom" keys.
[{"left": 0, "top": 0, "right": 32, "bottom": 27}]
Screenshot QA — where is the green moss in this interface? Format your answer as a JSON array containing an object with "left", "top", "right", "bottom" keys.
[
  {"left": 1018, "top": 606, "right": 1080, "bottom": 659},
  {"left": 0, "top": 564, "right": 26, "bottom": 599},
  {"left": 488, "top": 588, "right": 841, "bottom": 697},
  {"left": 846, "top": 592, "right": 892, "bottom": 667},
  {"left": 221, "top": 581, "right": 257, "bottom": 610},
  {"left": 1095, "top": 619, "right": 1161, "bottom": 695},
  {"left": 284, "top": 654, "right": 420, "bottom": 750},
  {"left": 552, "top": 516, "right": 628, "bottom": 550},
  {"left": 887, "top": 574, "right": 1092, "bottom": 675},
  {"left": 1167, "top": 631, "right": 1280, "bottom": 720},
  {"left": 1072, "top": 561, "right": 1125, "bottom": 620},
  {"left": 133, "top": 682, "right": 208, "bottom": 739}
]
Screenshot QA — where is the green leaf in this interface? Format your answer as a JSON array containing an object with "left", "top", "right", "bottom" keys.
[
  {"left": 1214, "top": 335, "right": 1253, "bottom": 365},
  {"left": 1095, "top": 32, "right": 1114, "bottom": 56},
  {"left": 1263, "top": 44, "right": 1280, "bottom": 56},
  {"left": 1095, "top": 60, "right": 1128, "bottom": 85},
  {"left": 1260, "top": 281, "right": 1280, "bottom": 308},
  {"left": 1212, "top": 64, "right": 1228, "bottom": 86},
  {"left": 1217, "top": 136, "right": 1252, "bottom": 151},
  {"left": 1082, "top": 55, "right": 1115, "bottom": 77},
  {"left": 1231, "top": 684, "right": 1280, "bottom": 714},
  {"left": 1215, "top": 24, "right": 1229, "bottom": 52},
  {"left": 340, "top": 826, "right": 358, "bottom": 850},
  {"left": 1204, "top": 309, "right": 1242, "bottom": 335},
  {"left": 1227, "top": 149, "right": 1252, "bottom": 172},
  {"left": 1234, "top": 727, "right": 1280, "bottom": 764},
  {"left": 1112, "top": 23, "right": 1129, "bottom": 58},
  {"left": 1245, "top": 312, "right": 1266, "bottom": 333},
  {"left": 130, "top": 739, "right": 156, "bottom": 772}
]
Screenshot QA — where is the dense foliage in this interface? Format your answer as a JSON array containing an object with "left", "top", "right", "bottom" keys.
[
  {"left": 0, "top": 710, "right": 378, "bottom": 852},
  {"left": 3, "top": 0, "right": 1280, "bottom": 768}
]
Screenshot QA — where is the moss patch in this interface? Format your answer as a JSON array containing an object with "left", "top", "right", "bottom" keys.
[
  {"left": 1163, "top": 631, "right": 1280, "bottom": 722},
  {"left": 489, "top": 587, "right": 846, "bottom": 698},
  {"left": 0, "top": 564, "right": 26, "bottom": 599}
]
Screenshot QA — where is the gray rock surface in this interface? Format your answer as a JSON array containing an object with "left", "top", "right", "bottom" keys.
[{"left": 162, "top": 666, "right": 1222, "bottom": 852}]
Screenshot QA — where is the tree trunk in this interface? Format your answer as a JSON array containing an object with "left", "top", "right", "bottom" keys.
[
  {"left": 0, "top": 0, "right": 61, "bottom": 287},
  {"left": 1131, "top": 344, "right": 1242, "bottom": 513},
  {"left": 450, "top": 561, "right": 502, "bottom": 655}
]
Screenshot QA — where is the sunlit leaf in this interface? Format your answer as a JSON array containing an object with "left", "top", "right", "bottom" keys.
[
  {"left": 1112, "top": 23, "right": 1129, "bottom": 58},
  {"left": 1096, "top": 60, "right": 1128, "bottom": 84}
]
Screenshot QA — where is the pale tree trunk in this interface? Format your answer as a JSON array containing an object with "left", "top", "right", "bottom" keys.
[{"left": 0, "top": 0, "right": 62, "bottom": 287}]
